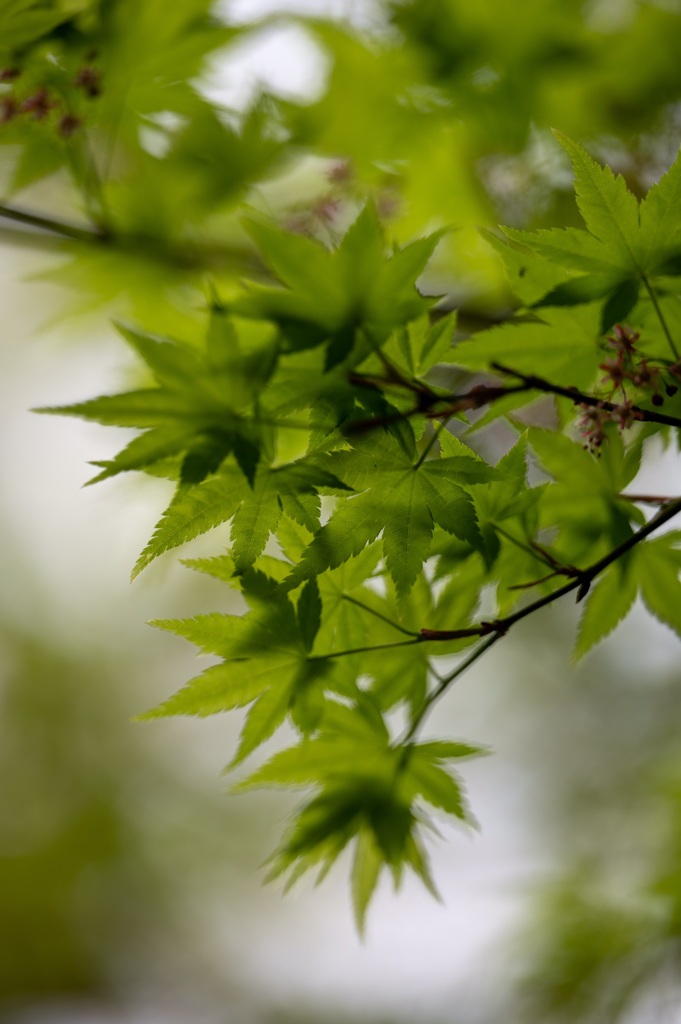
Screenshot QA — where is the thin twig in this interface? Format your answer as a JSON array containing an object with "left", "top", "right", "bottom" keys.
[
  {"left": 619, "top": 493, "right": 681, "bottom": 506},
  {"left": 0, "top": 202, "right": 107, "bottom": 244},
  {"left": 0, "top": 201, "right": 261, "bottom": 274},
  {"left": 414, "top": 418, "right": 449, "bottom": 470},
  {"left": 401, "top": 497, "right": 681, "bottom": 742},
  {"left": 491, "top": 363, "right": 681, "bottom": 429},
  {"left": 341, "top": 594, "right": 421, "bottom": 638},
  {"left": 642, "top": 273, "right": 680, "bottom": 361},
  {"left": 311, "top": 637, "right": 423, "bottom": 661},
  {"left": 493, "top": 524, "right": 563, "bottom": 573},
  {"left": 420, "top": 497, "right": 681, "bottom": 643},
  {"left": 402, "top": 634, "right": 501, "bottom": 742}
]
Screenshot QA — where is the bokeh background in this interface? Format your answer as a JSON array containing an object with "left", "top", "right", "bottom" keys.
[{"left": 3, "top": 1, "right": 681, "bottom": 1021}]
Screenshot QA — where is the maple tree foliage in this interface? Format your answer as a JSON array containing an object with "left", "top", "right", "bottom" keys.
[{"left": 4, "top": 0, "right": 681, "bottom": 944}]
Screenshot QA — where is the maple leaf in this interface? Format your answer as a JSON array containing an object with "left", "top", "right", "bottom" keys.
[
  {"left": 40, "top": 315, "right": 279, "bottom": 486},
  {"left": 140, "top": 569, "right": 358, "bottom": 763},
  {"left": 575, "top": 532, "right": 681, "bottom": 659},
  {"left": 132, "top": 456, "right": 350, "bottom": 578},
  {"left": 234, "top": 698, "right": 485, "bottom": 932},
  {"left": 284, "top": 423, "right": 498, "bottom": 599},
  {"left": 233, "top": 204, "right": 444, "bottom": 368},
  {"left": 453, "top": 304, "right": 602, "bottom": 393},
  {"left": 496, "top": 135, "right": 681, "bottom": 340}
]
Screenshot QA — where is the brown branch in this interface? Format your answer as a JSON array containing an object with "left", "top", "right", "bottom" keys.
[
  {"left": 508, "top": 570, "right": 573, "bottom": 590},
  {"left": 405, "top": 497, "right": 681, "bottom": 738},
  {"left": 420, "top": 496, "right": 681, "bottom": 643},
  {"left": 345, "top": 372, "right": 529, "bottom": 435},
  {"left": 491, "top": 362, "right": 681, "bottom": 429},
  {"left": 0, "top": 201, "right": 261, "bottom": 274},
  {"left": 619, "top": 493, "right": 681, "bottom": 506},
  {"left": 0, "top": 201, "right": 107, "bottom": 244},
  {"left": 348, "top": 359, "right": 681, "bottom": 436}
]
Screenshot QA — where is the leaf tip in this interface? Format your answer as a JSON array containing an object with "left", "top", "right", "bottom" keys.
[{"left": 130, "top": 561, "right": 144, "bottom": 582}]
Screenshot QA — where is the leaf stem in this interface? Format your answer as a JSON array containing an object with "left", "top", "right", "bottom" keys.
[
  {"left": 618, "top": 493, "right": 681, "bottom": 506},
  {"left": 403, "top": 498, "right": 681, "bottom": 744},
  {"left": 0, "top": 202, "right": 107, "bottom": 244},
  {"left": 413, "top": 419, "right": 448, "bottom": 470},
  {"left": 491, "top": 363, "right": 681, "bottom": 429},
  {"left": 641, "top": 274, "right": 680, "bottom": 360},
  {"left": 341, "top": 594, "right": 421, "bottom": 637},
  {"left": 422, "top": 496, "right": 681, "bottom": 643},
  {"left": 402, "top": 635, "right": 501, "bottom": 742},
  {"left": 312, "top": 637, "right": 423, "bottom": 661},
  {"left": 493, "top": 524, "right": 559, "bottom": 571}
]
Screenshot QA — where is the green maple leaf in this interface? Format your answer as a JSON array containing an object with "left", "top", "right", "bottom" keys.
[
  {"left": 633, "top": 532, "right": 681, "bottom": 638},
  {"left": 529, "top": 427, "right": 642, "bottom": 565},
  {"left": 453, "top": 303, "right": 602, "bottom": 393},
  {"left": 235, "top": 699, "right": 485, "bottom": 932},
  {"left": 429, "top": 435, "right": 546, "bottom": 618},
  {"left": 309, "top": 540, "right": 385, "bottom": 694},
  {"left": 234, "top": 205, "right": 444, "bottom": 368},
  {"left": 94, "top": 0, "right": 237, "bottom": 133},
  {"left": 140, "top": 569, "right": 357, "bottom": 764},
  {"left": 574, "top": 557, "right": 638, "bottom": 660},
  {"left": 0, "top": 0, "right": 89, "bottom": 52},
  {"left": 284, "top": 424, "right": 497, "bottom": 599},
  {"left": 639, "top": 153, "right": 681, "bottom": 271},
  {"left": 45, "top": 312, "right": 350, "bottom": 580},
  {"left": 132, "top": 456, "right": 349, "bottom": 578},
  {"left": 132, "top": 466, "right": 248, "bottom": 579},
  {"left": 575, "top": 532, "right": 681, "bottom": 658},
  {"left": 41, "top": 315, "right": 279, "bottom": 487},
  {"left": 276, "top": 518, "right": 483, "bottom": 713},
  {"left": 496, "top": 134, "right": 681, "bottom": 337},
  {"left": 377, "top": 312, "right": 458, "bottom": 380},
  {"left": 462, "top": 435, "right": 544, "bottom": 600}
]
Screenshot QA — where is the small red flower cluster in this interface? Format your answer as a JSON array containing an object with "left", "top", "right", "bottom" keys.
[
  {"left": 578, "top": 399, "right": 642, "bottom": 453},
  {"left": 283, "top": 161, "right": 354, "bottom": 237},
  {"left": 283, "top": 160, "right": 401, "bottom": 237},
  {"left": 579, "top": 324, "right": 679, "bottom": 452},
  {"left": 0, "top": 60, "right": 102, "bottom": 139}
]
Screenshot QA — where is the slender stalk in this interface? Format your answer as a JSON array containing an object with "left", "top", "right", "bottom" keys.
[
  {"left": 400, "top": 498, "right": 681, "bottom": 746},
  {"left": 312, "top": 637, "right": 423, "bottom": 661},
  {"left": 0, "top": 201, "right": 260, "bottom": 274},
  {"left": 493, "top": 524, "right": 559, "bottom": 571},
  {"left": 402, "top": 634, "right": 501, "bottom": 743},
  {"left": 0, "top": 202, "right": 106, "bottom": 243},
  {"left": 642, "top": 274, "right": 680, "bottom": 360},
  {"left": 508, "top": 572, "right": 564, "bottom": 591},
  {"left": 341, "top": 594, "right": 421, "bottom": 637},
  {"left": 618, "top": 493, "right": 681, "bottom": 506},
  {"left": 413, "top": 418, "right": 448, "bottom": 470},
  {"left": 491, "top": 363, "right": 681, "bottom": 429},
  {"left": 421, "top": 497, "right": 681, "bottom": 643}
]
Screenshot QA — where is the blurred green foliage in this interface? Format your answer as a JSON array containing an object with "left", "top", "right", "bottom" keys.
[{"left": 0, "top": 613, "right": 277, "bottom": 1013}]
